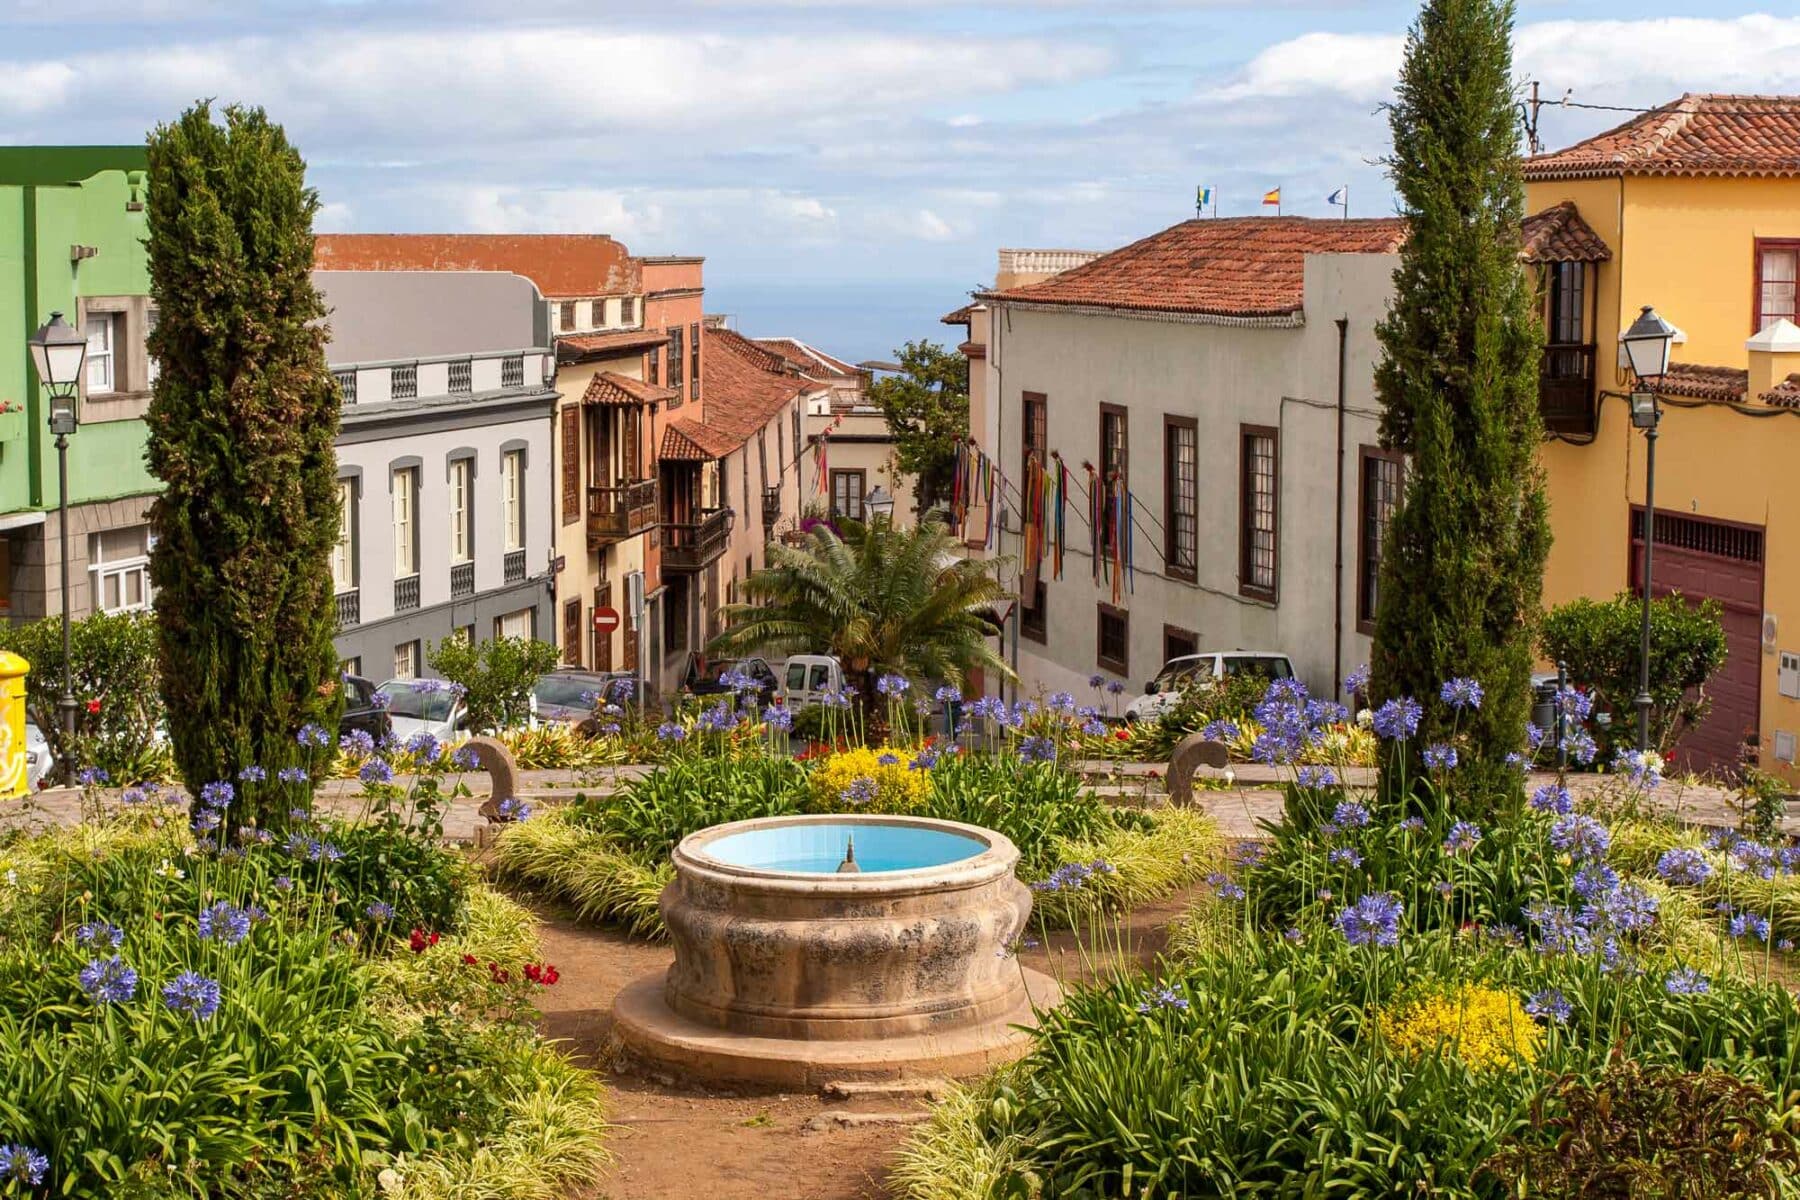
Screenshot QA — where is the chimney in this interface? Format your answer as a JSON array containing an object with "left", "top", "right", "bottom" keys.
[{"left": 1745, "top": 318, "right": 1800, "bottom": 401}]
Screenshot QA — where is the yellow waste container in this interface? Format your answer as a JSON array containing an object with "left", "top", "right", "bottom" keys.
[{"left": 0, "top": 651, "right": 28, "bottom": 799}]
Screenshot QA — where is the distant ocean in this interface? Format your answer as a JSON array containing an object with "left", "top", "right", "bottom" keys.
[{"left": 705, "top": 277, "right": 976, "bottom": 368}]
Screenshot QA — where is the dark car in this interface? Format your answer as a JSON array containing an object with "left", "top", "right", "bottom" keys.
[
  {"left": 533, "top": 670, "right": 641, "bottom": 726},
  {"left": 683, "top": 656, "right": 779, "bottom": 699},
  {"left": 339, "top": 674, "right": 393, "bottom": 744}
]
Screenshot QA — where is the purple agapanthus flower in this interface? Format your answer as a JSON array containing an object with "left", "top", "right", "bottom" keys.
[
  {"left": 1664, "top": 967, "right": 1709, "bottom": 996},
  {"left": 197, "top": 902, "right": 252, "bottom": 946},
  {"left": 1531, "top": 783, "right": 1574, "bottom": 814},
  {"left": 1370, "top": 697, "right": 1423, "bottom": 741},
  {"left": 1421, "top": 743, "right": 1458, "bottom": 771},
  {"left": 1548, "top": 814, "right": 1610, "bottom": 861},
  {"left": 1525, "top": 988, "right": 1572, "bottom": 1024},
  {"left": 78, "top": 955, "right": 138, "bottom": 1004},
  {"left": 1334, "top": 893, "right": 1403, "bottom": 948},
  {"left": 1656, "top": 847, "right": 1711, "bottom": 886},
  {"left": 1439, "top": 677, "right": 1484, "bottom": 710},
  {"left": 162, "top": 972, "right": 223, "bottom": 1020},
  {"left": 0, "top": 1144, "right": 49, "bottom": 1187}
]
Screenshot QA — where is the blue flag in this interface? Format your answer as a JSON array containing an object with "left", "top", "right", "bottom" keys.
[{"left": 1327, "top": 186, "right": 1347, "bottom": 207}]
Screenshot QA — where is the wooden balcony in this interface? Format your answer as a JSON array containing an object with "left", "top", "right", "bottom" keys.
[
  {"left": 661, "top": 507, "right": 732, "bottom": 573},
  {"left": 762, "top": 485, "right": 782, "bottom": 527},
  {"left": 1540, "top": 342, "right": 1597, "bottom": 437},
  {"left": 588, "top": 478, "right": 659, "bottom": 549}
]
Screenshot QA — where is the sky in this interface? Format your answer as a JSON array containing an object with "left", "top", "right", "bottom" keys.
[{"left": 4, "top": 1, "right": 1800, "bottom": 362}]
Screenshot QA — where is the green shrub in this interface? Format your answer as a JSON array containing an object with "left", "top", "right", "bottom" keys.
[
  {"left": 427, "top": 635, "right": 560, "bottom": 733},
  {"left": 1540, "top": 590, "right": 1729, "bottom": 760},
  {"left": 0, "top": 610, "right": 165, "bottom": 783},
  {"left": 577, "top": 756, "right": 808, "bottom": 859},
  {"left": 1134, "top": 671, "right": 1268, "bottom": 761}
]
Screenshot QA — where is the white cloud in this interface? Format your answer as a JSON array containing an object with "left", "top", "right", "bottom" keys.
[{"left": 315, "top": 200, "right": 354, "bottom": 231}]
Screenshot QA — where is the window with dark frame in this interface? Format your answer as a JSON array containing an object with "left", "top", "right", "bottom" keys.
[
  {"left": 1164, "top": 415, "right": 1198, "bottom": 580},
  {"left": 1548, "top": 261, "right": 1585, "bottom": 344},
  {"left": 621, "top": 296, "right": 637, "bottom": 326},
  {"left": 1755, "top": 239, "right": 1800, "bottom": 332},
  {"left": 591, "top": 299, "right": 606, "bottom": 327},
  {"left": 559, "top": 301, "right": 577, "bottom": 332},
  {"left": 1096, "top": 603, "right": 1128, "bottom": 674},
  {"left": 1099, "top": 404, "right": 1128, "bottom": 556},
  {"left": 1022, "top": 392, "right": 1047, "bottom": 469},
  {"left": 1163, "top": 625, "right": 1198, "bottom": 666},
  {"left": 690, "top": 322, "right": 701, "bottom": 400},
  {"left": 831, "top": 469, "right": 866, "bottom": 521},
  {"left": 669, "top": 327, "right": 685, "bottom": 404},
  {"left": 1239, "top": 426, "right": 1278, "bottom": 599},
  {"left": 648, "top": 345, "right": 660, "bottom": 386},
  {"left": 1356, "top": 447, "right": 1403, "bottom": 633},
  {"left": 1020, "top": 580, "right": 1047, "bottom": 643}
]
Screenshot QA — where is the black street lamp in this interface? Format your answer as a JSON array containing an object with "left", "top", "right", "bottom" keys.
[
  {"left": 866, "top": 485, "right": 895, "bottom": 524},
  {"left": 1620, "top": 304, "right": 1676, "bottom": 755},
  {"left": 25, "top": 312, "right": 86, "bottom": 784}
]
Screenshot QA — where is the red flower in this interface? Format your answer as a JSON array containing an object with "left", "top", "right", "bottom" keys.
[
  {"left": 1114, "top": 728, "right": 1131, "bottom": 742},
  {"left": 523, "top": 962, "right": 561, "bottom": 987},
  {"left": 409, "top": 928, "right": 439, "bottom": 954},
  {"left": 84, "top": 699, "right": 101, "bottom": 715},
  {"left": 461, "top": 953, "right": 478, "bottom": 966}
]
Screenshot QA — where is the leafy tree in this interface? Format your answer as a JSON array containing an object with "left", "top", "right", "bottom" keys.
[
  {"left": 708, "top": 515, "right": 1011, "bottom": 701},
  {"left": 144, "top": 103, "right": 342, "bottom": 826},
  {"left": 1370, "top": 0, "right": 1550, "bottom": 804},
  {"left": 869, "top": 340, "right": 969, "bottom": 514},
  {"left": 427, "top": 636, "right": 560, "bottom": 733},
  {"left": 0, "top": 611, "right": 164, "bottom": 781},
  {"left": 1539, "top": 591, "right": 1728, "bottom": 759}
]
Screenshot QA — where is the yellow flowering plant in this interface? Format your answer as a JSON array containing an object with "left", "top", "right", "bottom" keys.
[
  {"left": 806, "top": 746, "right": 928, "bottom": 813},
  {"left": 1377, "top": 982, "right": 1542, "bottom": 1072}
]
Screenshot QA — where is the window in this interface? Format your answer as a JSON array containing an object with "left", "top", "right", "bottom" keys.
[
  {"left": 1099, "top": 404, "right": 1128, "bottom": 554},
  {"left": 332, "top": 478, "right": 358, "bottom": 593},
  {"left": 1022, "top": 391, "right": 1047, "bottom": 468},
  {"left": 449, "top": 458, "right": 473, "bottom": 564},
  {"left": 393, "top": 641, "right": 419, "bottom": 680},
  {"left": 497, "top": 608, "right": 535, "bottom": 641},
  {"left": 648, "top": 346, "right": 660, "bottom": 386},
  {"left": 455, "top": 624, "right": 475, "bottom": 643},
  {"left": 341, "top": 656, "right": 361, "bottom": 677},
  {"left": 146, "top": 308, "right": 160, "bottom": 387},
  {"left": 1164, "top": 416, "right": 1198, "bottom": 580},
  {"left": 1239, "top": 426, "right": 1278, "bottom": 599},
  {"left": 89, "top": 526, "right": 151, "bottom": 614},
  {"left": 831, "top": 469, "right": 866, "bottom": 521},
  {"left": 1097, "top": 604, "right": 1128, "bottom": 675},
  {"left": 1163, "top": 625, "right": 1199, "bottom": 666},
  {"left": 1547, "top": 261, "right": 1585, "bottom": 344},
  {"left": 669, "top": 327, "right": 685, "bottom": 403},
  {"left": 663, "top": 577, "right": 688, "bottom": 654},
  {"left": 621, "top": 296, "right": 637, "bottom": 326},
  {"left": 1020, "top": 580, "right": 1047, "bottom": 644},
  {"left": 560, "top": 406, "right": 580, "bottom": 525},
  {"left": 559, "top": 301, "right": 577, "bottom": 332},
  {"left": 392, "top": 467, "right": 418, "bottom": 578},
  {"left": 503, "top": 449, "right": 525, "bottom": 551},
  {"left": 690, "top": 322, "right": 701, "bottom": 398},
  {"left": 1357, "top": 448, "right": 1403, "bottom": 633},
  {"left": 1756, "top": 241, "right": 1800, "bottom": 332},
  {"left": 591, "top": 299, "right": 606, "bottom": 328},
  {"left": 562, "top": 599, "right": 583, "bottom": 667},
  {"left": 85, "top": 313, "right": 117, "bottom": 395}
]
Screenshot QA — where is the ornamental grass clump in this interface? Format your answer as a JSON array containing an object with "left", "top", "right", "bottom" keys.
[{"left": 1378, "top": 982, "right": 1541, "bottom": 1072}]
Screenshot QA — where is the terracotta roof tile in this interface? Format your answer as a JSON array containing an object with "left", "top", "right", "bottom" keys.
[
  {"left": 660, "top": 418, "right": 740, "bottom": 461},
  {"left": 654, "top": 328, "right": 822, "bottom": 462},
  {"left": 1760, "top": 373, "right": 1800, "bottom": 408},
  {"left": 981, "top": 217, "right": 1407, "bottom": 321},
  {"left": 941, "top": 304, "right": 974, "bottom": 325},
  {"left": 1525, "top": 94, "right": 1800, "bottom": 181},
  {"left": 315, "top": 234, "right": 640, "bottom": 298},
  {"left": 1659, "top": 363, "right": 1749, "bottom": 402},
  {"left": 1520, "top": 202, "right": 1612, "bottom": 264},
  {"left": 752, "top": 336, "right": 861, "bottom": 380},
  {"left": 558, "top": 329, "right": 668, "bottom": 359},
  {"left": 582, "top": 371, "right": 674, "bottom": 407}
]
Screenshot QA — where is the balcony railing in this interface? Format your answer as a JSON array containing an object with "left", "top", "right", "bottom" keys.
[
  {"left": 762, "top": 485, "right": 782, "bottom": 527},
  {"left": 450, "top": 561, "right": 474, "bottom": 598},
  {"left": 997, "top": 248, "right": 1103, "bottom": 277},
  {"left": 395, "top": 574, "right": 420, "bottom": 612},
  {"left": 588, "top": 478, "right": 659, "bottom": 548},
  {"left": 503, "top": 548, "right": 527, "bottom": 585},
  {"left": 1540, "top": 342, "right": 1597, "bottom": 436},
  {"left": 660, "top": 507, "right": 732, "bottom": 573},
  {"left": 335, "top": 589, "right": 360, "bottom": 628}
]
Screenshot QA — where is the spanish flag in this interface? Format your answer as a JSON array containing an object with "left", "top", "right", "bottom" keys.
[{"left": 1261, "top": 187, "right": 1281, "bottom": 207}]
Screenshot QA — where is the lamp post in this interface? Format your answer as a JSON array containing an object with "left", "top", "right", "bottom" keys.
[
  {"left": 26, "top": 312, "right": 87, "bottom": 784},
  {"left": 1620, "top": 305, "right": 1676, "bottom": 755},
  {"left": 865, "top": 485, "right": 895, "bottom": 525}
]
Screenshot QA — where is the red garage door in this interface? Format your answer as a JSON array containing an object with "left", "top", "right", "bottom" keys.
[{"left": 1630, "top": 509, "right": 1763, "bottom": 775}]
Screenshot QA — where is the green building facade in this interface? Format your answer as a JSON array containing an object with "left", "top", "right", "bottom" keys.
[{"left": 0, "top": 146, "right": 162, "bottom": 624}]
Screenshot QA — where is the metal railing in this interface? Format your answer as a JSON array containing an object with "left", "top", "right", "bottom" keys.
[
  {"left": 762, "top": 485, "right": 782, "bottom": 526},
  {"left": 450, "top": 561, "right": 474, "bottom": 597},
  {"left": 394, "top": 574, "right": 420, "bottom": 612},
  {"left": 588, "top": 478, "right": 659, "bottom": 547},
  {"left": 1540, "top": 342, "right": 1597, "bottom": 436},
  {"left": 660, "top": 507, "right": 732, "bottom": 572},
  {"left": 503, "top": 548, "right": 527, "bottom": 584},
  {"left": 335, "top": 589, "right": 359, "bottom": 628}
]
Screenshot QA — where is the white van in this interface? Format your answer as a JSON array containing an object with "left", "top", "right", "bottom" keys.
[
  {"left": 1124, "top": 651, "right": 1297, "bottom": 723},
  {"left": 781, "top": 655, "right": 848, "bottom": 710}
]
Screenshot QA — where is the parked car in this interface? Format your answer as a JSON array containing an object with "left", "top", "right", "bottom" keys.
[
  {"left": 338, "top": 674, "right": 393, "bottom": 745},
  {"left": 1125, "top": 651, "right": 1297, "bottom": 724},
  {"left": 781, "top": 654, "right": 848, "bottom": 709},
  {"left": 376, "top": 678, "right": 470, "bottom": 743},
  {"left": 533, "top": 669, "right": 641, "bottom": 726},
  {"left": 22, "top": 720, "right": 49, "bottom": 791},
  {"left": 684, "top": 656, "right": 780, "bottom": 699}
]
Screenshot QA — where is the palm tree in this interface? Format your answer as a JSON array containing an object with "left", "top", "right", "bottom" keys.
[{"left": 709, "top": 516, "right": 1012, "bottom": 698}]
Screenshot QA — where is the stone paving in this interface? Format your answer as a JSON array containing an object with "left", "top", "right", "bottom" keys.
[{"left": 2, "top": 758, "right": 1785, "bottom": 845}]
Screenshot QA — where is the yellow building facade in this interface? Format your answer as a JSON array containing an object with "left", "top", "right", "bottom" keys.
[{"left": 1525, "top": 94, "right": 1800, "bottom": 777}]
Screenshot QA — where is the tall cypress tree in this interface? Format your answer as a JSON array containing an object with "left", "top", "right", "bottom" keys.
[
  {"left": 1371, "top": 0, "right": 1550, "bottom": 804},
  {"left": 144, "top": 103, "right": 342, "bottom": 826}
]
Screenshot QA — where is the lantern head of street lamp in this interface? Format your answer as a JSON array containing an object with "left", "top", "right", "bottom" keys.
[
  {"left": 26, "top": 312, "right": 86, "bottom": 435},
  {"left": 1621, "top": 305, "right": 1676, "bottom": 384}
]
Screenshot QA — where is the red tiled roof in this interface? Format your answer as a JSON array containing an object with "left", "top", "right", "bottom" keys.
[
  {"left": 1520, "top": 202, "right": 1611, "bottom": 264},
  {"left": 941, "top": 304, "right": 974, "bottom": 326},
  {"left": 1525, "top": 94, "right": 1800, "bottom": 181},
  {"left": 1761, "top": 373, "right": 1800, "bottom": 408},
  {"left": 981, "top": 217, "right": 1407, "bottom": 321},
  {"left": 753, "top": 336, "right": 861, "bottom": 380},
  {"left": 582, "top": 371, "right": 674, "bottom": 407},
  {"left": 314, "top": 234, "right": 640, "bottom": 298},
  {"left": 558, "top": 329, "right": 668, "bottom": 359},
  {"left": 1659, "top": 363, "right": 1749, "bottom": 402},
  {"left": 660, "top": 418, "right": 740, "bottom": 461},
  {"left": 703, "top": 328, "right": 820, "bottom": 439}
]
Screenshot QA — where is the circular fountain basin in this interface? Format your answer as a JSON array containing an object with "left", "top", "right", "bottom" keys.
[{"left": 611, "top": 814, "right": 1061, "bottom": 1086}]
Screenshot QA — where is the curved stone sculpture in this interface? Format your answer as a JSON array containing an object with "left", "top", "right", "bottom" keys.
[
  {"left": 1167, "top": 735, "right": 1230, "bottom": 807},
  {"left": 463, "top": 735, "right": 524, "bottom": 822}
]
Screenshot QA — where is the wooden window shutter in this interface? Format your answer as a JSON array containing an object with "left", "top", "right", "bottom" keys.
[{"left": 560, "top": 406, "right": 581, "bottom": 525}]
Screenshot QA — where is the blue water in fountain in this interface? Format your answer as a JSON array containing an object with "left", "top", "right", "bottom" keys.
[{"left": 704, "top": 822, "right": 984, "bottom": 874}]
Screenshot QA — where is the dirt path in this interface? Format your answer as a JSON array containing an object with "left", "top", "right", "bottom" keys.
[{"left": 527, "top": 885, "right": 1208, "bottom": 1200}]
